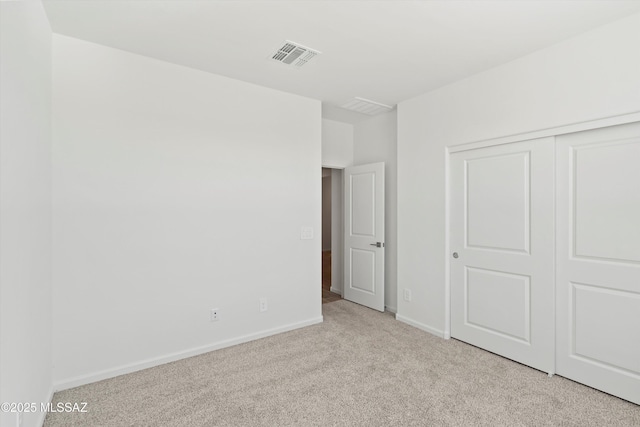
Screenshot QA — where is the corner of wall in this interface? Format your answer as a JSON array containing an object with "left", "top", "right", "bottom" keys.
[{"left": 0, "top": 2, "right": 54, "bottom": 426}]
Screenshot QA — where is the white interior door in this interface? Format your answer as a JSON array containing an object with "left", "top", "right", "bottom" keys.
[
  {"left": 556, "top": 122, "right": 640, "bottom": 404},
  {"left": 344, "top": 162, "right": 385, "bottom": 312},
  {"left": 450, "top": 137, "right": 555, "bottom": 373}
]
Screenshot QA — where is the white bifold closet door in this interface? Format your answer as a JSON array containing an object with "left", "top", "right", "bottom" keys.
[
  {"left": 450, "top": 137, "right": 555, "bottom": 374},
  {"left": 556, "top": 122, "right": 640, "bottom": 405}
]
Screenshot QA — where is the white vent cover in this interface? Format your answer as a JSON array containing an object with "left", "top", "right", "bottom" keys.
[
  {"left": 271, "top": 40, "right": 320, "bottom": 67},
  {"left": 341, "top": 97, "right": 394, "bottom": 115}
]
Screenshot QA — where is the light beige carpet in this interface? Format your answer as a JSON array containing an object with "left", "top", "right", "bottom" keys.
[{"left": 45, "top": 300, "right": 639, "bottom": 426}]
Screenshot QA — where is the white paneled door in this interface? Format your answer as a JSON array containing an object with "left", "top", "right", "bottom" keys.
[
  {"left": 344, "top": 162, "right": 385, "bottom": 312},
  {"left": 450, "top": 137, "right": 555, "bottom": 373},
  {"left": 556, "top": 122, "right": 640, "bottom": 404}
]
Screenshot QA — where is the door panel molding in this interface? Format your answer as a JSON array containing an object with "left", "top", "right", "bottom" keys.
[
  {"left": 349, "top": 171, "right": 376, "bottom": 237},
  {"left": 465, "top": 152, "right": 531, "bottom": 254},
  {"left": 464, "top": 266, "right": 531, "bottom": 343},
  {"left": 570, "top": 138, "right": 640, "bottom": 265},
  {"left": 349, "top": 248, "right": 376, "bottom": 294}
]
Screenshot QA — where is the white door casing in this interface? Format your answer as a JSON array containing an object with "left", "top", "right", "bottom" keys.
[
  {"left": 450, "top": 137, "right": 555, "bottom": 373},
  {"left": 556, "top": 122, "right": 640, "bottom": 405},
  {"left": 344, "top": 162, "right": 385, "bottom": 312}
]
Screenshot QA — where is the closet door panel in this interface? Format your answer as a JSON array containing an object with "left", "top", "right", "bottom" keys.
[
  {"left": 450, "top": 137, "right": 555, "bottom": 373},
  {"left": 556, "top": 121, "right": 640, "bottom": 405}
]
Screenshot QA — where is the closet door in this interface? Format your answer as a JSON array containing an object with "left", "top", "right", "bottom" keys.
[
  {"left": 450, "top": 137, "right": 555, "bottom": 373},
  {"left": 556, "top": 122, "right": 640, "bottom": 404}
]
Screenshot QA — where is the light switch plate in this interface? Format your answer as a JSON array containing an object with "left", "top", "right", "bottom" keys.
[{"left": 300, "top": 226, "right": 314, "bottom": 240}]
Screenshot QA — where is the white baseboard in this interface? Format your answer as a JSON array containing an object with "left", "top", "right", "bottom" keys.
[
  {"left": 395, "top": 314, "right": 446, "bottom": 339},
  {"left": 54, "top": 316, "right": 323, "bottom": 391},
  {"left": 329, "top": 286, "right": 342, "bottom": 296},
  {"left": 384, "top": 305, "right": 397, "bottom": 314}
]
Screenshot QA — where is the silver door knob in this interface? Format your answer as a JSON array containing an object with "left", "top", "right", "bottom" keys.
[
  {"left": 370, "top": 242, "right": 383, "bottom": 248},
  {"left": 452, "top": 252, "right": 459, "bottom": 259}
]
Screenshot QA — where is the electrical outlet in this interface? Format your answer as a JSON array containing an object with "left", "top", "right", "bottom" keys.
[
  {"left": 259, "top": 298, "right": 268, "bottom": 312},
  {"left": 404, "top": 289, "right": 412, "bottom": 302},
  {"left": 210, "top": 308, "right": 219, "bottom": 322}
]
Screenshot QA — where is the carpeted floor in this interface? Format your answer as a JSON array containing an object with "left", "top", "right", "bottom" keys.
[{"left": 45, "top": 300, "right": 639, "bottom": 426}]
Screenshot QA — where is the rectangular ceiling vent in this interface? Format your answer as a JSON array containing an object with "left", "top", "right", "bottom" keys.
[
  {"left": 271, "top": 40, "right": 320, "bottom": 67},
  {"left": 341, "top": 97, "right": 394, "bottom": 115}
]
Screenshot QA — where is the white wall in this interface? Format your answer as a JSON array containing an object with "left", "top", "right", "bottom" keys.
[
  {"left": 353, "top": 111, "right": 398, "bottom": 312},
  {"left": 397, "top": 13, "right": 640, "bottom": 335},
  {"left": 0, "top": 2, "right": 53, "bottom": 427},
  {"left": 52, "top": 35, "right": 322, "bottom": 388},
  {"left": 322, "top": 119, "right": 353, "bottom": 168}
]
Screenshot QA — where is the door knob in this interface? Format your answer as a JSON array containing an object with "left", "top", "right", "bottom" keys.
[
  {"left": 370, "top": 242, "right": 383, "bottom": 248},
  {"left": 452, "top": 252, "right": 459, "bottom": 259}
]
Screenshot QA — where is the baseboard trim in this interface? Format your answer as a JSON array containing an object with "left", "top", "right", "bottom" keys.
[
  {"left": 53, "top": 316, "right": 323, "bottom": 391},
  {"left": 385, "top": 305, "right": 397, "bottom": 314},
  {"left": 395, "top": 314, "right": 446, "bottom": 339},
  {"left": 329, "top": 286, "right": 342, "bottom": 296}
]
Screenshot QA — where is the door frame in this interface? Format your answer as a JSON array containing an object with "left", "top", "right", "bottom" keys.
[
  {"left": 321, "top": 165, "right": 346, "bottom": 299},
  {"left": 320, "top": 162, "right": 388, "bottom": 315}
]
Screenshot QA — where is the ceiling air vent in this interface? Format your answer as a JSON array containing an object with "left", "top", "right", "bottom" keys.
[
  {"left": 341, "top": 97, "right": 394, "bottom": 115},
  {"left": 271, "top": 40, "right": 320, "bottom": 67}
]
